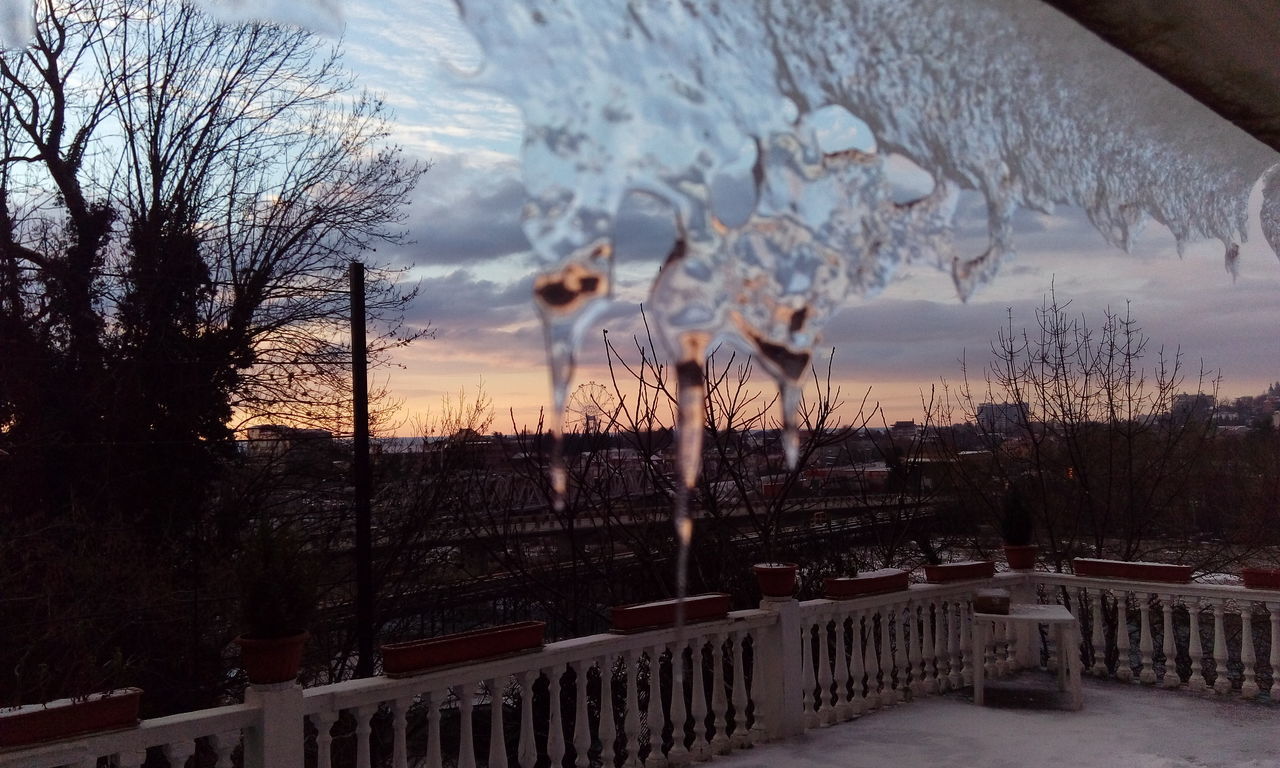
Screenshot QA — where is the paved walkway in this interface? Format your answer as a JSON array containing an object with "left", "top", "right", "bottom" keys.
[{"left": 721, "top": 676, "right": 1278, "bottom": 768}]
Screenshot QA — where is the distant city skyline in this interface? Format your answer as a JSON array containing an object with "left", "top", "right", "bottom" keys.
[{"left": 337, "top": 0, "right": 1280, "bottom": 435}]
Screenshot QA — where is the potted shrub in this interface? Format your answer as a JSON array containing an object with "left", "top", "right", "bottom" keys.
[
  {"left": 753, "top": 562, "right": 798, "bottom": 597},
  {"left": 1072, "top": 558, "right": 1193, "bottom": 583},
  {"left": 824, "top": 568, "right": 910, "bottom": 599},
  {"left": 0, "top": 652, "right": 141, "bottom": 747},
  {"left": 234, "top": 523, "right": 318, "bottom": 685},
  {"left": 609, "top": 593, "right": 731, "bottom": 632},
  {"left": 381, "top": 622, "right": 546, "bottom": 676},
  {"left": 1000, "top": 485, "right": 1037, "bottom": 570}
]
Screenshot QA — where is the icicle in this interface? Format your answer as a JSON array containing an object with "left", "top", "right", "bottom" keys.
[{"left": 780, "top": 381, "right": 801, "bottom": 471}]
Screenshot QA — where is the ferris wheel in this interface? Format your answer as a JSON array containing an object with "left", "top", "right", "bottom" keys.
[{"left": 566, "top": 381, "right": 618, "bottom": 433}]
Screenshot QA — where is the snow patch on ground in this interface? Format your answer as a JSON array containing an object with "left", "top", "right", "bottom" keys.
[{"left": 721, "top": 676, "right": 1277, "bottom": 768}]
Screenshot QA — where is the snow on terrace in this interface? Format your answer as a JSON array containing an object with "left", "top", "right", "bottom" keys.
[{"left": 724, "top": 677, "right": 1278, "bottom": 768}]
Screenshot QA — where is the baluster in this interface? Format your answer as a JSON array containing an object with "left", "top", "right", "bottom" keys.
[
  {"left": 625, "top": 650, "right": 643, "bottom": 766},
  {"left": 1269, "top": 602, "right": 1280, "bottom": 700},
  {"left": 571, "top": 661, "right": 591, "bottom": 768},
  {"left": 905, "top": 603, "right": 922, "bottom": 695},
  {"left": 517, "top": 674, "right": 536, "bottom": 768},
  {"left": 667, "top": 645, "right": 690, "bottom": 765},
  {"left": 163, "top": 740, "right": 195, "bottom": 768},
  {"left": 921, "top": 601, "right": 938, "bottom": 693},
  {"left": 801, "top": 622, "right": 818, "bottom": 727},
  {"left": 427, "top": 690, "right": 444, "bottom": 768},
  {"left": 849, "top": 610, "right": 867, "bottom": 715},
  {"left": 209, "top": 731, "right": 238, "bottom": 768},
  {"left": 1212, "top": 600, "right": 1231, "bottom": 695},
  {"left": 996, "top": 619, "right": 1010, "bottom": 677},
  {"left": 958, "top": 601, "right": 973, "bottom": 688},
  {"left": 729, "top": 633, "right": 751, "bottom": 747},
  {"left": 948, "top": 600, "right": 963, "bottom": 690},
  {"left": 488, "top": 680, "right": 509, "bottom": 768},
  {"left": 690, "top": 640, "right": 710, "bottom": 760},
  {"left": 600, "top": 656, "right": 619, "bottom": 768},
  {"left": 393, "top": 697, "right": 412, "bottom": 768},
  {"left": 458, "top": 686, "right": 478, "bottom": 768},
  {"left": 816, "top": 619, "right": 834, "bottom": 725},
  {"left": 983, "top": 612, "right": 997, "bottom": 680},
  {"left": 1188, "top": 599, "right": 1206, "bottom": 692},
  {"left": 1116, "top": 592, "right": 1132, "bottom": 682},
  {"left": 1240, "top": 602, "right": 1258, "bottom": 699},
  {"left": 879, "top": 604, "right": 896, "bottom": 706},
  {"left": 115, "top": 749, "right": 147, "bottom": 768},
  {"left": 1090, "top": 589, "right": 1107, "bottom": 676},
  {"left": 708, "top": 637, "right": 730, "bottom": 753},
  {"left": 546, "top": 666, "right": 566, "bottom": 768},
  {"left": 1138, "top": 594, "right": 1156, "bottom": 684},
  {"left": 647, "top": 646, "right": 671, "bottom": 764},
  {"left": 355, "top": 704, "right": 378, "bottom": 768},
  {"left": 834, "top": 614, "right": 853, "bottom": 720},
  {"left": 1161, "top": 595, "right": 1180, "bottom": 688},
  {"left": 312, "top": 710, "right": 338, "bottom": 768}
]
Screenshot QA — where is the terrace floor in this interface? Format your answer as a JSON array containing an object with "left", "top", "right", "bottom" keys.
[{"left": 721, "top": 675, "right": 1278, "bottom": 768}]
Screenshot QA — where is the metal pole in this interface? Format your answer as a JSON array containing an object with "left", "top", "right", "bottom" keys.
[{"left": 350, "top": 261, "right": 374, "bottom": 677}]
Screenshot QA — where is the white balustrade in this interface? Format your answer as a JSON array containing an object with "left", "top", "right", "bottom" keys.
[
  {"left": 4, "top": 575, "right": 1275, "bottom": 768},
  {"left": 1031, "top": 573, "right": 1280, "bottom": 703}
]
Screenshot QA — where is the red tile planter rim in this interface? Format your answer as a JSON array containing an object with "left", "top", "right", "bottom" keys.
[
  {"left": 824, "top": 568, "right": 910, "bottom": 599},
  {"left": 609, "top": 593, "right": 731, "bottom": 633},
  {"left": 0, "top": 688, "right": 142, "bottom": 748},
  {"left": 922, "top": 560, "right": 996, "bottom": 583},
  {"left": 381, "top": 621, "right": 546, "bottom": 677},
  {"left": 1072, "top": 558, "right": 1194, "bottom": 584}
]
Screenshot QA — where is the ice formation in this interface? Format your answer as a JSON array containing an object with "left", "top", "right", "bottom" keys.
[{"left": 452, "top": 0, "right": 1280, "bottom": 513}]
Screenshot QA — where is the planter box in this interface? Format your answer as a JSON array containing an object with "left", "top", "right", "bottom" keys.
[
  {"left": 1241, "top": 567, "right": 1280, "bottom": 590},
  {"left": 381, "top": 621, "right": 545, "bottom": 677},
  {"left": 753, "top": 563, "right": 798, "bottom": 597},
  {"left": 610, "top": 593, "right": 730, "bottom": 633},
  {"left": 1072, "top": 558, "right": 1193, "bottom": 584},
  {"left": 922, "top": 560, "right": 995, "bottom": 584},
  {"left": 0, "top": 688, "right": 142, "bottom": 748},
  {"left": 824, "top": 568, "right": 910, "bottom": 599}
]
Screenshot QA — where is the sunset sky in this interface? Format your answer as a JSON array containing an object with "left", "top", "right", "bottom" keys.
[{"left": 335, "top": 0, "right": 1280, "bottom": 435}]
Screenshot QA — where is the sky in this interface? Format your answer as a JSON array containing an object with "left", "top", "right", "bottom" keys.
[{"left": 331, "top": 0, "right": 1280, "bottom": 435}]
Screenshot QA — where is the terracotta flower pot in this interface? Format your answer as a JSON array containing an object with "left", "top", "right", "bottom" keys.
[
  {"left": 753, "top": 562, "right": 798, "bottom": 597},
  {"left": 1240, "top": 567, "right": 1280, "bottom": 590},
  {"left": 1003, "top": 544, "right": 1038, "bottom": 570},
  {"left": 236, "top": 632, "right": 309, "bottom": 685},
  {"left": 0, "top": 688, "right": 142, "bottom": 747},
  {"left": 824, "top": 568, "right": 910, "bottom": 599},
  {"left": 922, "top": 560, "right": 996, "bottom": 584},
  {"left": 381, "top": 621, "right": 546, "bottom": 676},
  {"left": 1072, "top": 558, "right": 1193, "bottom": 584},
  {"left": 610, "top": 593, "right": 730, "bottom": 633}
]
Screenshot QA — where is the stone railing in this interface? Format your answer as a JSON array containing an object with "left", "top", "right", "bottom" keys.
[
  {"left": 1030, "top": 572, "right": 1280, "bottom": 699},
  {"left": 3, "top": 569, "right": 1275, "bottom": 767},
  {"left": 0, "top": 702, "right": 256, "bottom": 768}
]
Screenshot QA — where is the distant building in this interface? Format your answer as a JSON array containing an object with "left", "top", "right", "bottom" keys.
[
  {"left": 976, "top": 402, "right": 1029, "bottom": 435},
  {"left": 1171, "top": 393, "right": 1215, "bottom": 423},
  {"left": 889, "top": 420, "right": 920, "bottom": 442},
  {"left": 244, "top": 424, "right": 334, "bottom": 459}
]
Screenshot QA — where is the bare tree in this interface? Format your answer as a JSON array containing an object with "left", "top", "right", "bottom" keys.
[{"left": 939, "top": 288, "right": 1220, "bottom": 569}]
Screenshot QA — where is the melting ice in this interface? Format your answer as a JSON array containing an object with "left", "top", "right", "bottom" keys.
[{"left": 454, "top": 0, "right": 1280, "bottom": 500}]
